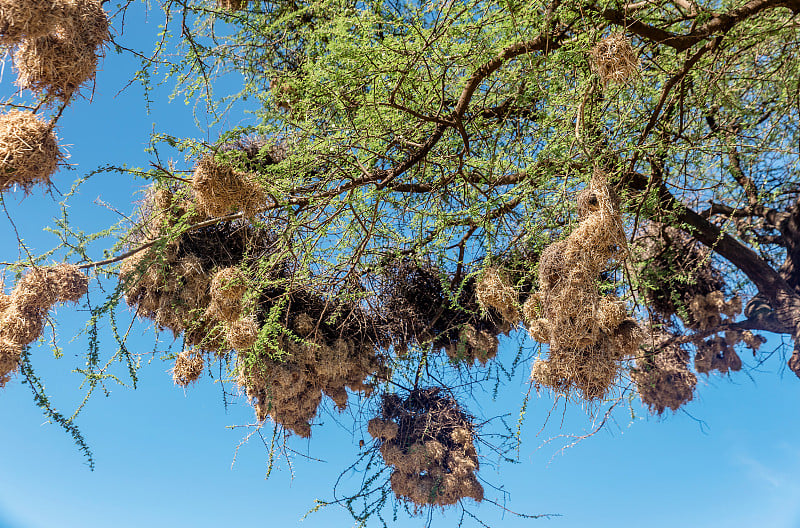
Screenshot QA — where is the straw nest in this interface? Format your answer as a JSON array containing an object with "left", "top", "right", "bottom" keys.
[
  {"left": 0, "top": 264, "right": 88, "bottom": 387},
  {"left": 378, "top": 258, "right": 509, "bottom": 365},
  {"left": 121, "top": 187, "right": 391, "bottom": 434},
  {"left": 694, "top": 329, "right": 763, "bottom": 375},
  {"left": 216, "top": 0, "right": 247, "bottom": 11},
  {"left": 0, "top": 110, "right": 60, "bottom": 193},
  {"left": 0, "top": 0, "right": 66, "bottom": 45},
  {"left": 589, "top": 33, "right": 639, "bottom": 85},
  {"left": 15, "top": 31, "right": 98, "bottom": 99},
  {"left": 12, "top": 0, "right": 109, "bottom": 99},
  {"left": 191, "top": 156, "right": 266, "bottom": 218},
  {"left": 238, "top": 330, "right": 388, "bottom": 437},
  {"left": 632, "top": 332, "right": 697, "bottom": 414},
  {"left": 368, "top": 388, "right": 483, "bottom": 508},
  {"left": 475, "top": 266, "right": 521, "bottom": 326},
  {"left": 525, "top": 171, "right": 642, "bottom": 400},
  {"left": 687, "top": 290, "right": 741, "bottom": 330},
  {"left": 172, "top": 349, "right": 204, "bottom": 386},
  {"left": 632, "top": 223, "right": 725, "bottom": 323}
]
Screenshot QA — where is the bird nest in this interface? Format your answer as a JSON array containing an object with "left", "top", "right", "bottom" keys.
[
  {"left": 0, "top": 0, "right": 66, "bottom": 45},
  {"left": 191, "top": 155, "right": 266, "bottom": 218},
  {"left": 589, "top": 33, "right": 639, "bottom": 85},
  {"left": 368, "top": 388, "right": 483, "bottom": 508},
  {"left": 376, "top": 258, "right": 508, "bottom": 364},
  {"left": 632, "top": 223, "right": 726, "bottom": 323},
  {"left": 0, "top": 110, "right": 61, "bottom": 193},
  {"left": 525, "top": 171, "right": 642, "bottom": 400},
  {"left": 12, "top": 0, "right": 108, "bottom": 100},
  {"left": 0, "top": 264, "right": 88, "bottom": 387},
  {"left": 631, "top": 332, "right": 697, "bottom": 414}
]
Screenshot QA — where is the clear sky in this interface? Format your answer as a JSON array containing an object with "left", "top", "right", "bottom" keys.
[{"left": 1, "top": 3, "right": 799, "bottom": 528}]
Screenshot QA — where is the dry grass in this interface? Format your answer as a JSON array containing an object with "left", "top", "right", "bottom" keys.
[
  {"left": 216, "top": 0, "right": 247, "bottom": 11},
  {"left": 0, "top": 0, "right": 67, "bottom": 45},
  {"left": 14, "top": 31, "right": 99, "bottom": 99},
  {"left": 225, "top": 316, "right": 258, "bottom": 350},
  {"left": 525, "top": 170, "right": 641, "bottom": 400},
  {"left": 475, "top": 266, "right": 520, "bottom": 325},
  {"left": 191, "top": 156, "right": 266, "bottom": 218},
  {"left": 173, "top": 349, "right": 204, "bottom": 386},
  {"left": 0, "top": 264, "right": 88, "bottom": 387},
  {"left": 590, "top": 33, "right": 639, "bottom": 85},
  {"left": 368, "top": 389, "right": 483, "bottom": 508},
  {"left": 12, "top": 0, "right": 108, "bottom": 100},
  {"left": 0, "top": 110, "right": 60, "bottom": 193}
]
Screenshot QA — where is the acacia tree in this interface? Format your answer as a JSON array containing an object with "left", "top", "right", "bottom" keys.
[{"left": 1, "top": 0, "right": 799, "bottom": 522}]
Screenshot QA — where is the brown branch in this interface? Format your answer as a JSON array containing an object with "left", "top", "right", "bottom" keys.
[{"left": 597, "top": 0, "right": 800, "bottom": 50}]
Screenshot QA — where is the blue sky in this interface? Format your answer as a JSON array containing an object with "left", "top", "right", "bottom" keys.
[{"left": 1, "top": 3, "right": 800, "bottom": 527}]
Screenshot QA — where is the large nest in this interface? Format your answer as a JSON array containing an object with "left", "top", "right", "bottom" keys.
[
  {"left": 0, "top": 110, "right": 61, "bottom": 193},
  {"left": 0, "top": 264, "right": 88, "bottom": 387},
  {"left": 13, "top": 0, "right": 109, "bottom": 100},
  {"left": 631, "top": 332, "right": 697, "bottom": 414},
  {"left": 525, "top": 171, "right": 642, "bottom": 400},
  {"left": 376, "top": 258, "right": 507, "bottom": 365},
  {"left": 368, "top": 388, "right": 483, "bottom": 508},
  {"left": 191, "top": 156, "right": 267, "bottom": 218},
  {"left": 632, "top": 223, "right": 726, "bottom": 323},
  {"left": 238, "top": 329, "right": 388, "bottom": 437},
  {"left": 589, "top": 33, "right": 639, "bottom": 85},
  {"left": 121, "top": 186, "right": 390, "bottom": 435},
  {"left": 0, "top": 0, "right": 66, "bottom": 45}
]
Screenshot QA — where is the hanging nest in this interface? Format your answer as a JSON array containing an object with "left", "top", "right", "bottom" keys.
[
  {"left": 589, "top": 33, "right": 639, "bottom": 85},
  {"left": 631, "top": 332, "right": 697, "bottom": 414},
  {"left": 65, "top": 0, "right": 109, "bottom": 47},
  {"left": 632, "top": 223, "right": 726, "bottom": 323},
  {"left": 0, "top": 0, "right": 67, "bottom": 45},
  {"left": 216, "top": 0, "right": 247, "bottom": 11},
  {"left": 14, "top": 31, "right": 99, "bottom": 99},
  {"left": 525, "top": 171, "right": 642, "bottom": 400},
  {"left": 191, "top": 156, "right": 266, "bottom": 218},
  {"left": 368, "top": 388, "right": 483, "bottom": 508},
  {"left": 687, "top": 290, "right": 741, "bottom": 330},
  {"left": 475, "top": 266, "right": 521, "bottom": 326},
  {"left": 238, "top": 328, "right": 389, "bottom": 437},
  {"left": 0, "top": 338, "right": 22, "bottom": 388},
  {"left": 237, "top": 284, "right": 391, "bottom": 436},
  {"left": 376, "top": 258, "right": 507, "bottom": 364},
  {"left": 172, "top": 349, "right": 204, "bottom": 386},
  {"left": 694, "top": 329, "right": 763, "bottom": 376},
  {"left": 12, "top": 0, "right": 108, "bottom": 99},
  {"left": 121, "top": 185, "right": 390, "bottom": 434},
  {"left": 0, "top": 110, "right": 61, "bottom": 193},
  {"left": 0, "top": 263, "right": 88, "bottom": 387}
]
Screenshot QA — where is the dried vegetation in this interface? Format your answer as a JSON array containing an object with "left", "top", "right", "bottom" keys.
[
  {"left": 368, "top": 389, "right": 483, "bottom": 507},
  {"left": 589, "top": 33, "right": 639, "bottom": 85},
  {"left": 0, "top": 110, "right": 60, "bottom": 192},
  {"left": 525, "top": 171, "right": 643, "bottom": 400},
  {"left": 0, "top": 264, "right": 88, "bottom": 386}
]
